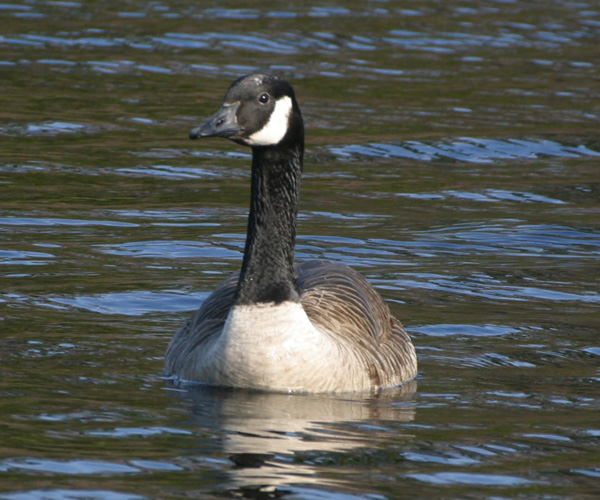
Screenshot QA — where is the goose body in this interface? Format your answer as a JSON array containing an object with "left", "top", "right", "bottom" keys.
[{"left": 165, "top": 74, "right": 417, "bottom": 392}]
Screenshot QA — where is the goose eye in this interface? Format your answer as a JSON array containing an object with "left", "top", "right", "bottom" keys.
[{"left": 258, "top": 93, "right": 270, "bottom": 104}]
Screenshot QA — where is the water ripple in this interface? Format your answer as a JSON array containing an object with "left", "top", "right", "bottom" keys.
[
  {"left": 375, "top": 224, "right": 600, "bottom": 257},
  {"left": 86, "top": 426, "right": 192, "bottom": 438},
  {"left": 97, "top": 240, "right": 240, "bottom": 259},
  {"left": 0, "top": 217, "right": 137, "bottom": 228},
  {"left": 0, "top": 490, "right": 144, "bottom": 500},
  {"left": 410, "top": 324, "right": 516, "bottom": 337},
  {"left": 2, "top": 121, "right": 88, "bottom": 136},
  {"left": 2, "top": 458, "right": 140, "bottom": 475},
  {"left": 116, "top": 165, "right": 219, "bottom": 179},
  {"left": 390, "top": 274, "right": 600, "bottom": 304},
  {"left": 397, "top": 189, "right": 567, "bottom": 205},
  {"left": 47, "top": 290, "right": 207, "bottom": 316},
  {"left": 330, "top": 138, "right": 600, "bottom": 163},
  {"left": 1, "top": 3, "right": 597, "bottom": 498},
  {"left": 407, "top": 471, "right": 533, "bottom": 486},
  {"left": 461, "top": 353, "right": 537, "bottom": 369},
  {"left": 203, "top": 8, "right": 259, "bottom": 20},
  {"left": 403, "top": 451, "right": 479, "bottom": 465},
  {"left": 0, "top": 249, "right": 55, "bottom": 266}
]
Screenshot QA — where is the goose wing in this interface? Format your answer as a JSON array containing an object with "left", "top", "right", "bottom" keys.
[
  {"left": 165, "top": 272, "right": 238, "bottom": 372},
  {"left": 296, "top": 260, "right": 417, "bottom": 386}
]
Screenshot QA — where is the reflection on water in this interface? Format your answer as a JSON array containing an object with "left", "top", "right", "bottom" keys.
[
  {"left": 1, "top": 0, "right": 600, "bottom": 498},
  {"left": 172, "top": 384, "right": 416, "bottom": 489}
]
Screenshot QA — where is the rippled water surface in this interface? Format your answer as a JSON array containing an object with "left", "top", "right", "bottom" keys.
[{"left": 1, "top": 1, "right": 599, "bottom": 499}]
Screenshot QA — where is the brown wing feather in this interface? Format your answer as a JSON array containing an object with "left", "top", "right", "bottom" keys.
[
  {"left": 165, "top": 272, "right": 238, "bottom": 373},
  {"left": 296, "top": 260, "right": 417, "bottom": 387}
]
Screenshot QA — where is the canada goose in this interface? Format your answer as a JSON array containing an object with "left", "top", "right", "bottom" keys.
[{"left": 165, "top": 74, "right": 417, "bottom": 392}]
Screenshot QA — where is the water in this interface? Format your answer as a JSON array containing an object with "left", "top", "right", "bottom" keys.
[{"left": 1, "top": 0, "right": 599, "bottom": 498}]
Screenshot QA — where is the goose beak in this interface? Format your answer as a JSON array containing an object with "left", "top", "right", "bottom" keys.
[{"left": 189, "top": 102, "right": 241, "bottom": 140}]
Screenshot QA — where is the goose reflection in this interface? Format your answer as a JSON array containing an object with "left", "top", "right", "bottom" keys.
[{"left": 169, "top": 382, "right": 417, "bottom": 490}]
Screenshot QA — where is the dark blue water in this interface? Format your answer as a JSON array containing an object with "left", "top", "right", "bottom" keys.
[{"left": 1, "top": 1, "right": 599, "bottom": 499}]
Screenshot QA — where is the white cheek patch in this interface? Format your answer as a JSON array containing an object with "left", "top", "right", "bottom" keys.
[{"left": 246, "top": 96, "right": 292, "bottom": 146}]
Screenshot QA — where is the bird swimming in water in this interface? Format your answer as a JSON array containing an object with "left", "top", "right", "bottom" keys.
[{"left": 165, "top": 74, "right": 418, "bottom": 393}]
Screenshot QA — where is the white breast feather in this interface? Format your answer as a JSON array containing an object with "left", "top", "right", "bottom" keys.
[{"left": 196, "top": 301, "right": 369, "bottom": 392}]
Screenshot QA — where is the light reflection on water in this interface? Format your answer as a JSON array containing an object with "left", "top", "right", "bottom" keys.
[
  {"left": 1, "top": 0, "right": 600, "bottom": 499},
  {"left": 331, "top": 138, "right": 600, "bottom": 163},
  {"left": 0, "top": 491, "right": 144, "bottom": 500}
]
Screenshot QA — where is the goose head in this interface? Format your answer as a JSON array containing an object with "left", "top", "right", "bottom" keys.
[{"left": 189, "top": 73, "right": 303, "bottom": 148}]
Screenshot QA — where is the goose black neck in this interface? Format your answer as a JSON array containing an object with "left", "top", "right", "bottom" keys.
[{"left": 235, "top": 140, "right": 304, "bottom": 305}]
